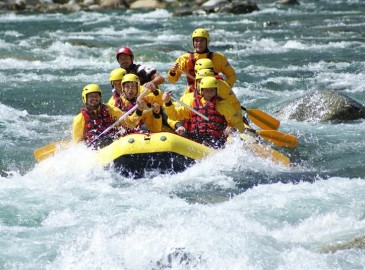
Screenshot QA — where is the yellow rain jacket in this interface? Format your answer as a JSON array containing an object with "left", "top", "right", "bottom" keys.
[
  {"left": 181, "top": 79, "right": 243, "bottom": 120},
  {"left": 107, "top": 86, "right": 163, "bottom": 132},
  {"left": 72, "top": 104, "right": 142, "bottom": 142},
  {"left": 167, "top": 51, "right": 237, "bottom": 87},
  {"left": 164, "top": 92, "right": 245, "bottom": 133}
]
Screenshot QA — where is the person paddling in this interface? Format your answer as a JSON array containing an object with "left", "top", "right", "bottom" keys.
[
  {"left": 167, "top": 28, "right": 237, "bottom": 87},
  {"left": 116, "top": 46, "right": 165, "bottom": 91},
  {"left": 108, "top": 74, "right": 163, "bottom": 133},
  {"left": 162, "top": 76, "right": 244, "bottom": 149},
  {"left": 73, "top": 84, "right": 147, "bottom": 149}
]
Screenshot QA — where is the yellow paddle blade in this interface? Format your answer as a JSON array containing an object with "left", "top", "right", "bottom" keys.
[
  {"left": 33, "top": 141, "right": 69, "bottom": 162},
  {"left": 256, "top": 130, "right": 298, "bottom": 148},
  {"left": 251, "top": 143, "right": 291, "bottom": 166},
  {"left": 239, "top": 133, "right": 290, "bottom": 166},
  {"left": 244, "top": 108, "right": 280, "bottom": 130}
]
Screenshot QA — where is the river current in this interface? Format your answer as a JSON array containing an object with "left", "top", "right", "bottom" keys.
[{"left": 1, "top": 1, "right": 365, "bottom": 269}]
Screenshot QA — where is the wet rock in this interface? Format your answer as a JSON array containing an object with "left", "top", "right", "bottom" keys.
[
  {"left": 14, "top": 0, "right": 27, "bottom": 10},
  {"left": 99, "top": 0, "right": 127, "bottom": 9},
  {"left": 130, "top": 0, "right": 166, "bottom": 9},
  {"left": 321, "top": 235, "right": 365, "bottom": 253},
  {"left": 277, "top": 90, "right": 365, "bottom": 122},
  {"left": 274, "top": 0, "right": 300, "bottom": 5},
  {"left": 154, "top": 247, "right": 203, "bottom": 269},
  {"left": 0, "top": 170, "right": 14, "bottom": 178},
  {"left": 174, "top": 0, "right": 259, "bottom": 16},
  {"left": 53, "top": 0, "right": 69, "bottom": 4},
  {"left": 2, "top": 0, "right": 259, "bottom": 14},
  {"left": 218, "top": 2, "right": 259, "bottom": 14},
  {"left": 201, "top": 0, "right": 229, "bottom": 7}
]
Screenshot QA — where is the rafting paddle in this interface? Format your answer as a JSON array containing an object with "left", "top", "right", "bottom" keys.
[
  {"left": 87, "top": 86, "right": 151, "bottom": 146},
  {"left": 166, "top": 90, "right": 297, "bottom": 148},
  {"left": 177, "top": 67, "right": 281, "bottom": 130},
  {"left": 241, "top": 106, "right": 280, "bottom": 131},
  {"left": 245, "top": 126, "right": 298, "bottom": 148},
  {"left": 169, "top": 94, "right": 209, "bottom": 121},
  {"left": 34, "top": 141, "right": 70, "bottom": 162},
  {"left": 34, "top": 87, "right": 152, "bottom": 162}
]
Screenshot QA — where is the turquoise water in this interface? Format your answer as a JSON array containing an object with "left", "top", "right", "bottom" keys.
[{"left": 1, "top": 1, "right": 365, "bottom": 269}]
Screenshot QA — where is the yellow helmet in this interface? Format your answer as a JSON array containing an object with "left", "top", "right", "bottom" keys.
[
  {"left": 122, "top": 74, "right": 140, "bottom": 90},
  {"left": 82, "top": 84, "right": 102, "bottom": 104},
  {"left": 194, "top": 58, "right": 214, "bottom": 73},
  {"left": 199, "top": 76, "right": 219, "bottom": 95},
  {"left": 109, "top": 68, "right": 127, "bottom": 81},
  {"left": 192, "top": 28, "right": 210, "bottom": 44},
  {"left": 195, "top": 68, "right": 214, "bottom": 80}
]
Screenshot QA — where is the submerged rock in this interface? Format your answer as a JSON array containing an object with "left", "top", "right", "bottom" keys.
[
  {"left": 155, "top": 247, "right": 203, "bottom": 269},
  {"left": 277, "top": 90, "right": 365, "bottom": 122},
  {"left": 321, "top": 235, "right": 365, "bottom": 253},
  {"left": 0, "top": 170, "right": 14, "bottom": 178}
]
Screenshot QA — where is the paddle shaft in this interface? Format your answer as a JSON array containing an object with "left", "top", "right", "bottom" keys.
[
  {"left": 177, "top": 68, "right": 195, "bottom": 80},
  {"left": 241, "top": 106, "right": 280, "bottom": 131},
  {"left": 178, "top": 67, "right": 280, "bottom": 130},
  {"left": 170, "top": 95, "right": 209, "bottom": 121}
]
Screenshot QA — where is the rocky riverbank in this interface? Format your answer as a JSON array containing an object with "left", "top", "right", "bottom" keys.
[{"left": 0, "top": 0, "right": 300, "bottom": 16}]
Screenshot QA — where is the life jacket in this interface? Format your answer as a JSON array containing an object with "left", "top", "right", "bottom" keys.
[
  {"left": 187, "top": 51, "right": 214, "bottom": 86},
  {"left": 81, "top": 104, "right": 120, "bottom": 145},
  {"left": 111, "top": 91, "right": 123, "bottom": 109},
  {"left": 117, "top": 96, "right": 147, "bottom": 135},
  {"left": 184, "top": 95, "right": 227, "bottom": 148},
  {"left": 187, "top": 84, "right": 195, "bottom": 93}
]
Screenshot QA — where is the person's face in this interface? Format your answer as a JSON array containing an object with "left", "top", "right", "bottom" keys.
[
  {"left": 86, "top": 92, "right": 101, "bottom": 109},
  {"left": 195, "top": 78, "right": 202, "bottom": 93},
  {"left": 123, "top": 82, "right": 138, "bottom": 100},
  {"left": 117, "top": 54, "right": 133, "bottom": 69},
  {"left": 201, "top": 88, "right": 217, "bottom": 101},
  {"left": 112, "top": 80, "right": 123, "bottom": 94},
  {"left": 193, "top": 37, "right": 207, "bottom": 53}
]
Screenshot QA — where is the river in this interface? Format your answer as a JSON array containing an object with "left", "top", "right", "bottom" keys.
[{"left": 1, "top": 1, "right": 365, "bottom": 269}]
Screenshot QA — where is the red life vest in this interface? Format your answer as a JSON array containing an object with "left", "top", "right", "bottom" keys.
[
  {"left": 184, "top": 95, "right": 227, "bottom": 147},
  {"left": 81, "top": 104, "right": 120, "bottom": 144},
  {"left": 112, "top": 91, "right": 123, "bottom": 109},
  {"left": 188, "top": 84, "right": 195, "bottom": 93},
  {"left": 187, "top": 52, "right": 214, "bottom": 86},
  {"left": 116, "top": 96, "right": 146, "bottom": 135}
]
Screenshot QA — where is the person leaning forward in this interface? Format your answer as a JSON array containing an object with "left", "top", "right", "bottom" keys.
[
  {"left": 162, "top": 76, "right": 244, "bottom": 149},
  {"left": 73, "top": 83, "right": 147, "bottom": 149},
  {"left": 167, "top": 28, "right": 237, "bottom": 88}
]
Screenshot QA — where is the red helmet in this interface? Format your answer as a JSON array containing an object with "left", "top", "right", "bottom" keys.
[{"left": 116, "top": 46, "right": 133, "bottom": 60}]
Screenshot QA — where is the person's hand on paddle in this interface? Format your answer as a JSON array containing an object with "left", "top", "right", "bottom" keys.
[
  {"left": 143, "top": 81, "right": 156, "bottom": 92},
  {"left": 169, "top": 63, "right": 179, "bottom": 76},
  {"left": 162, "top": 91, "right": 172, "bottom": 104},
  {"left": 175, "top": 126, "right": 186, "bottom": 135},
  {"left": 224, "top": 126, "right": 236, "bottom": 136},
  {"left": 152, "top": 102, "right": 161, "bottom": 115},
  {"left": 137, "top": 99, "right": 148, "bottom": 111}
]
